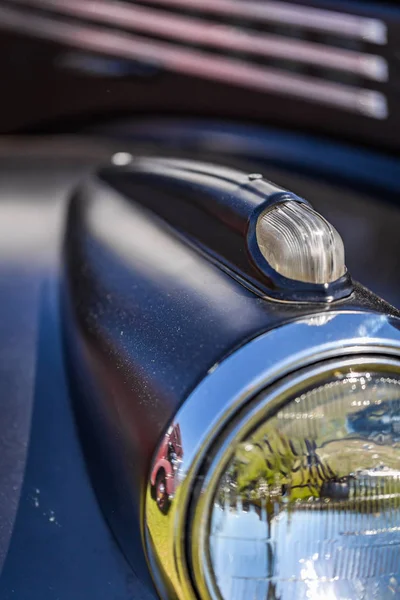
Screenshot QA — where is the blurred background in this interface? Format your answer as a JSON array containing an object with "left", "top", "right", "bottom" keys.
[{"left": 0, "top": 0, "right": 399, "bottom": 143}]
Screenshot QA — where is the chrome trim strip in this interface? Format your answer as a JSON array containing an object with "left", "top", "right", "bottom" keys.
[
  {"left": 0, "top": 6, "right": 388, "bottom": 119},
  {"left": 8, "top": 0, "right": 389, "bottom": 81},
  {"left": 136, "top": 0, "right": 388, "bottom": 45},
  {"left": 144, "top": 311, "right": 400, "bottom": 599}
]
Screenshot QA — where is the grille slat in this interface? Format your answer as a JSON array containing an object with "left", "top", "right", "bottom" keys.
[
  {"left": 7, "top": 0, "right": 389, "bottom": 81},
  {"left": 133, "top": 0, "right": 388, "bottom": 44}
]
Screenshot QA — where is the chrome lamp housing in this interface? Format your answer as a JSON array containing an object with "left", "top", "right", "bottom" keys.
[{"left": 145, "top": 312, "right": 400, "bottom": 600}]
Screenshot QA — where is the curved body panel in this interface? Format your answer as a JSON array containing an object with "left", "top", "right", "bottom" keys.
[{"left": 62, "top": 159, "right": 399, "bottom": 574}]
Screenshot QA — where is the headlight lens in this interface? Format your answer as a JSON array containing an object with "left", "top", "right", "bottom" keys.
[{"left": 193, "top": 366, "right": 400, "bottom": 600}]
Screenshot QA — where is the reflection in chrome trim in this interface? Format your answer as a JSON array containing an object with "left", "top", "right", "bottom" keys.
[
  {"left": 137, "top": 0, "right": 388, "bottom": 45},
  {"left": 8, "top": 0, "right": 389, "bottom": 81},
  {"left": 0, "top": 6, "right": 389, "bottom": 119},
  {"left": 145, "top": 312, "right": 400, "bottom": 600},
  {"left": 150, "top": 422, "right": 183, "bottom": 514}
]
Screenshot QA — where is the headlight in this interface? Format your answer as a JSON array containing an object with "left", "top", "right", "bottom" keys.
[
  {"left": 145, "top": 314, "right": 400, "bottom": 600},
  {"left": 192, "top": 359, "right": 400, "bottom": 600}
]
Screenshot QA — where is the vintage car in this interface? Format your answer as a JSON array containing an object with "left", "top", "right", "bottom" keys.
[{"left": 0, "top": 1, "right": 400, "bottom": 600}]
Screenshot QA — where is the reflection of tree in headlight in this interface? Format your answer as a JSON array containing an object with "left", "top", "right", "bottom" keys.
[
  {"left": 217, "top": 430, "right": 400, "bottom": 513},
  {"left": 220, "top": 433, "right": 348, "bottom": 506}
]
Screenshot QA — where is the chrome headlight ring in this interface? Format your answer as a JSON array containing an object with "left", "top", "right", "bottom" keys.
[{"left": 144, "top": 311, "right": 400, "bottom": 600}]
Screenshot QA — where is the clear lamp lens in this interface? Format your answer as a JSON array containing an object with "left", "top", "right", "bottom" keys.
[
  {"left": 256, "top": 201, "right": 346, "bottom": 284},
  {"left": 207, "top": 373, "right": 400, "bottom": 600}
]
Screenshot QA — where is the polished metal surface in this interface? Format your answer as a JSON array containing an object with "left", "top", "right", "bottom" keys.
[{"left": 144, "top": 311, "right": 400, "bottom": 600}]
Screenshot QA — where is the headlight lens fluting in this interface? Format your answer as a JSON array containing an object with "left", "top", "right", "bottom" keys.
[{"left": 194, "top": 366, "right": 400, "bottom": 600}]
